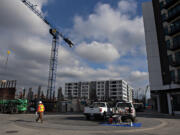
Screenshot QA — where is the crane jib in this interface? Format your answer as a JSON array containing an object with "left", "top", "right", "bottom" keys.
[{"left": 21, "top": 0, "right": 74, "bottom": 100}]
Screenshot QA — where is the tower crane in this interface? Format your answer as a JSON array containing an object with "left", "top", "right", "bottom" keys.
[{"left": 21, "top": 0, "right": 74, "bottom": 100}]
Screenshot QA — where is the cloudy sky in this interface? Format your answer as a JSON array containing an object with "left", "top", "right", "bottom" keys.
[{"left": 0, "top": 0, "right": 150, "bottom": 96}]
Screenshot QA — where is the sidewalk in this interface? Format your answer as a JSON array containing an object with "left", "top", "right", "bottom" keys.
[{"left": 137, "top": 109, "right": 180, "bottom": 119}]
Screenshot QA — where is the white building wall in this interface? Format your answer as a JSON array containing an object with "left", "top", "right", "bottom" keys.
[
  {"left": 109, "top": 80, "right": 128, "bottom": 101},
  {"left": 96, "top": 81, "right": 106, "bottom": 100},
  {"left": 127, "top": 85, "right": 133, "bottom": 102},
  {"left": 81, "top": 82, "right": 90, "bottom": 99},
  {"left": 142, "top": 1, "right": 164, "bottom": 91}
]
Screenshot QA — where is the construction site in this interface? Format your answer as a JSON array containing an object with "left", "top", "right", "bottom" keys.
[{"left": 0, "top": 0, "right": 180, "bottom": 135}]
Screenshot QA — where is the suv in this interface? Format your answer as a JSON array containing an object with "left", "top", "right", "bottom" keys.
[{"left": 113, "top": 102, "right": 136, "bottom": 122}]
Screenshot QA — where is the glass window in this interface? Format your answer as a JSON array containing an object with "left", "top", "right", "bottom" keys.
[
  {"left": 159, "top": 1, "right": 164, "bottom": 9},
  {"left": 164, "top": 27, "right": 169, "bottom": 35},
  {"left": 117, "top": 103, "right": 132, "bottom": 108},
  {"left": 173, "top": 35, "right": 180, "bottom": 48},
  {"left": 168, "top": 55, "right": 173, "bottom": 64},
  {"left": 175, "top": 52, "right": 180, "bottom": 63},
  {"left": 178, "top": 69, "right": 180, "bottom": 81},
  {"left": 93, "top": 103, "right": 105, "bottom": 107},
  {"left": 166, "top": 40, "right": 171, "bottom": 49},
  {"left": 170, "top": 70, "right": 175, "bottom": 81},
  {"left": 161, "top": 14, "right": 166, "bottom": 21}
]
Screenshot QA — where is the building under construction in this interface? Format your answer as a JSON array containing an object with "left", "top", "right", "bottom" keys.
[{"left": 0, "top": 80, "right": 16, "bottom": 100}]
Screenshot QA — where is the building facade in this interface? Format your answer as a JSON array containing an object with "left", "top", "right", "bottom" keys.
[
  {"left": 80, "top": 82, "right": 90, "bottom": 99},
  {"left": 109, "top": 80, "right": 128, "bottom": 101},
  {"left": 65, "top": 80, "right": 133, "bottom": 102},
  {"left": 127, "top": 85, "right": 133, "bottom": 102},
  {"left": 96, "top": 81, "right": 106, "bottom": 100},
  {"left": 65, "top": 82, "right": 79, "bottom": 99},
  {"left": 142, "top": 0, "right": 180, "bottom": 114}
]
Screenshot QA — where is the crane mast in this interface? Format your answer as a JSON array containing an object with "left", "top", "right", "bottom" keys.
[{"left": 21, "top": 0, "right": 74, "bottom": 100}]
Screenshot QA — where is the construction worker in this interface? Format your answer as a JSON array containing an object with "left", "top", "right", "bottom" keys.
[{"left": 36, "top": 101, "right": 45, "bottom": 123}]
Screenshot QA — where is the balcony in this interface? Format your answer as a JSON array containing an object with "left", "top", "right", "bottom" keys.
[
  {"left": 162, "top": 0, "right": 178, "bottom": 9},
  {"left": 177, "top": 69, "right": 180, "bottom": 84},
  {"left": 168, "top": 52, "right": 180, "bottom": 67},
  {"left": 166, "top": 4, "right": 180, "bottom": 22},
  {"left": 166, "top": 34, "right": 180, "bottom": 50},
  {"left": 168, "top": 19, "right": 180, "bottom": 36}
]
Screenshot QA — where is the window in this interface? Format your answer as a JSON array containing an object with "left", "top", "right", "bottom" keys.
[
  {"left": 164, "top": 27, "right": 169, "bottom": 35},
  {"left": 170, "top": 70, "right": 175, "bottom": 82},
  {"left": 173, "top": 35, "right": 180, "bottom": 48},
  {"left": 159, "top": 1, "right": 164, "bottom": 9},
  {"left": 117, "top": 103, "right": 132, "bottom": 108},
  {"left": 175, "top": 52, "right": 180, "bottom": 63},
  {"left": 168, "top": 4, "right": 180, "bottom": 19},
  {"left": 178, "top": 69, "right": 180, "bottom": 81},
  {"left": 166, "top": 40, "right": 171, "bottom": 49},
  {"left": 161, "top": 14, "right": 167, "bottom": 21},
  {"left": 93, "top": 103, "right": 105, "bottom": 107},
  {"left": 168, "top": 55, "right": 173, "bottom": 65}
]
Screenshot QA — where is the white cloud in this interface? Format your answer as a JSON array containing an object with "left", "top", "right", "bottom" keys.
[
  {"left": 131, "top": 71, "right": 148, "bottom": 78},
  {"left": 127, "top": 71, "right": 149, "bottom": 88},
  {"left": 118, "top": 0, "right": 137, "bottom": 14},
  {"left": 75, "top": 41, "right": 120, "bottom": 63},
  {"left": 0, "top": 0, "right": 148, "bottom": 95},
  {"left": 71, "top": 0, "right": 145, "bottom": 56}
]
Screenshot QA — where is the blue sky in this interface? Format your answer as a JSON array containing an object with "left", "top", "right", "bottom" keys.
[
  {"left": 42, "top": 0, "right": 150, "bottom": 72},
  {"left": 0, "top": 0, "right": 150, "bottom": 96},
  {"left": 43, "top": 0, "right": 150, "bottom": 28}
]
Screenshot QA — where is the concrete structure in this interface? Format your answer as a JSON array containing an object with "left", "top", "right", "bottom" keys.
[
  {"left": 65, "top": 82, "right": 79, "bottom": 99},
  {"left": 142, "top": 0, "right": 180, "bottom": 114},
  {"left": 127, "top": 85, "right": 133, "bottom": 102},
  {"left": 80, "top": 82, "right": 90, "bottom": 99},
  {"left": 109, "top": 80, "right": 128, "bottom": 102},
  {"left": 65, "top": 80, "right": 133, "bottom": 102},
  {"left": 96, "top": 81, "right": 106, "bottom": 100}
]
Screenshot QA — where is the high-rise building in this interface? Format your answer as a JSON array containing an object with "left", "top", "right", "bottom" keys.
[{"left": 142, "top": 0, "right": 180, "bottom": 114}]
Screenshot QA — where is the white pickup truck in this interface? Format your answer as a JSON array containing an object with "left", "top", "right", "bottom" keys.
[
  {"left": 113, "top": 102, "right": 136, "bottom": 122},
  {"left": 83, "top": 102, "right": 112, "bottom": 119}
]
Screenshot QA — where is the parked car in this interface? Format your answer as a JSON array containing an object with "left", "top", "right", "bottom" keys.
[
  {"left": 83, "top": 102, "right": 112, "bottom": 120},
  {"left": 113, "top": 102, "right": 136, "bottom": 122}
]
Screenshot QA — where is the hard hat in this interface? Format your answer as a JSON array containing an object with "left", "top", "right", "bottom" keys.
[{"left": 39, "top": 101, "right": 42, "bottom": 104}]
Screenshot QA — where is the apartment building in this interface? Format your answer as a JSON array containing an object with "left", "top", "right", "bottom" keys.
[
  {"left": 142, "top": 0, "right": 180, "bottom": 114},
  {"left": 65, "top": 80, "right": 133, "bottom": 102}
]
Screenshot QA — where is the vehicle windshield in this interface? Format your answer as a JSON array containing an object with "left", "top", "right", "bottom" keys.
[
  {"left": 93, "top": 103, "right": 105, "bottom": 107},
  {"left": 117, "top": 103, "right": 132, "bottom": 108}
]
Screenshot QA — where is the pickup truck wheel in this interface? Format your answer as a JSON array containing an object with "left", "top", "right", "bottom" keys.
[
  {"left": 103, "top": 112, "right": 106, "bottom": 120},
  {"left": 86, "top": 115, "right": 90, "bottom": 120},
  {"left": 121, "top": 116, "right": 133, "bottom": 122},
  {"left": 125, "top": 118, "right": 132, "bottom": 123}
]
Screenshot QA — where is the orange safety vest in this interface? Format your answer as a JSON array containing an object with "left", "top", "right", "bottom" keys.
[{"left": 37, "top": 104, "right": 45, "bottom": 112}]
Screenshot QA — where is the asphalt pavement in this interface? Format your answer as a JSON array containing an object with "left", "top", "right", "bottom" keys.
[{"left": 0, "top": 110, "right": 180, "bottom": 135}]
